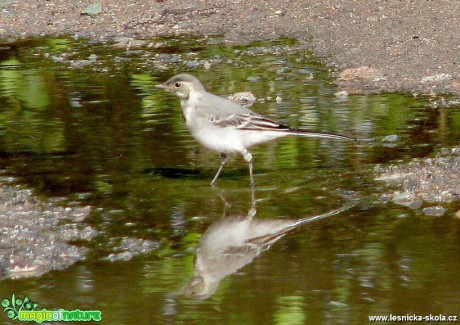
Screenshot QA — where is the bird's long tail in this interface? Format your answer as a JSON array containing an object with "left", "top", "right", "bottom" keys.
[
  {"left": 248, "top": 203, "right": 355, "bottom": 249},
  {"left": 286, "top": 129, "right": 357, "bottom": 142},
  {"left": 292, "top": 203, "right": 355, "bottom": 227}
]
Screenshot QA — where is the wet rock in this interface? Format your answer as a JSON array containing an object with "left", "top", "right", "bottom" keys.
[
  {"left": 106, "top": 237, "right": 159, "bottom": 262},
  {"left": 298, "top": 67, "right": 312, "bottom": 74},
  {"left": 203, "top": 60, "right": 212, "bottom": 70},
  {"left": 377, "top": 146, "right": 460, "bottom": 211},
  {"left": 228, "top": 91, "right": 257, "bottom": 107},
  {"left": 59, "top": 224, "right": 99, "bottom": 241},
  {"left": 51, "top": 55, "right": 66, "bottom": 63},
  {"left": 402, "top": 178, "right": 420, "bottom": 192},
  {"left": 0, "top": 181, "right": 93, "bottom": 280},
  {"left": 81, "top": 2, "right": 102, "bottom": 17},
  {"left": 422, "top": 206, "right": 446, "bottom": 217},
  {"left": 334, "top": 90, "right": 349, "bottom": 98},
  {"left": 114, "top": 56, "right": 129, "bottom": 63},
  {"left": 383, "top": 134, "right": 399, "bottom": 142},
  {"left": 391, "top": 191, "right": 422, "bottom": 209},
  {"left": 246, "top": 76, "right": 261, "bottom": 83},
  {"left": 113, "top": 37, "right": 147, "bottom": 49},
  {"left": 275, "top": 58, "right": 287, "bottom": 65},
  {"left": 107, "top": 251, "right": 133, "bottom": 262},
  {"left": 70, "top": 60, "right": 93, "bottom": 69},
  {"left": 184, "top": 60, "right": 201, "bottom": 69},
  {"left": 428, "top": 97, "right": 460, "bottom": 109},
  {"left": 69, "top": 205, "right": 92, "bottom": 221},
  {"left": 378, "top": 193, "right": 393, "bottom": 204},
  {"left": 336, "top": 189, "right": 357, "bottom": 200},
  {"left": 298, "top": 68, "right": 314, "bottom": 79},
  {"left": 167, "top": 54, "right": 182, "bottom": 64},
  {"left": 276, "top": 66, "right": 290, "bottom": 74},
  {"left": 327, "top": 301, "right": 349, "bottom": 308}
]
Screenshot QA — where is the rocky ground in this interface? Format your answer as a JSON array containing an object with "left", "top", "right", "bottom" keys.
[
  {"left": 0, "top": 0, "right": 459, "bottom": 277},
  {"left": 2, "top": 0, "right": 460, "bottom": 98},
  {"left": 0, "top": 177, "right": 95, "bottom": 280},
  {"left": 377, "top": 147, "right": 460, "bottom": 218},
  {"left": 0, "top": 177, "right": 160, "bottom": 279}
]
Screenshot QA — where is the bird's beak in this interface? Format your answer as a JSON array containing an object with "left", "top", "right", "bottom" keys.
[{"left": 155, "top": 83, "right": 168, "bottom": 90}]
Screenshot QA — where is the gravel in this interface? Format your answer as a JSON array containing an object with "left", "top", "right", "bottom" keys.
[
  {"left": 376, "top": 147, "right": 460, "bottom": 216},
  {"left": 0, "top": 180, "right": 95, "bottom": 279},
  {"left": 1, "top": 1, "right": 460, "bottom": 97}
]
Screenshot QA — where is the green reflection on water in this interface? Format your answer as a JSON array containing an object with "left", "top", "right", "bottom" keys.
[{"left": 274, "top": 295, "right": 307, "bottom": 325}]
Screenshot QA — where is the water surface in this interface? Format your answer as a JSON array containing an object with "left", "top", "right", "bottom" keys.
[{"left": 0, "top": 37, "right": 459, "bottom": 324}]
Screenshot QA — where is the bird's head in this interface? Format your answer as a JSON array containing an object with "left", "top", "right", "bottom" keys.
[
  {"left": 181, "top": 275, "right": 220, "bottom": 300},
  {"left": 155, "top": 74, "right": 205, "bottom": 100}
]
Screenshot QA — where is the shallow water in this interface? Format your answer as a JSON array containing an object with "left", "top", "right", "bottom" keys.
[{"left": 0, "top": 37, "right": 459, "bottom": 324}]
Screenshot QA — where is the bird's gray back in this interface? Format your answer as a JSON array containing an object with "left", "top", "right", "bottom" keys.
[{"left": 198, "top": 91, "right": 251, "bottom": 121}]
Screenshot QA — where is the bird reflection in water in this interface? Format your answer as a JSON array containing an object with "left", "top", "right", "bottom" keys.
[{"left": 181, "top": 193, "right": 353, "bottom": 300}]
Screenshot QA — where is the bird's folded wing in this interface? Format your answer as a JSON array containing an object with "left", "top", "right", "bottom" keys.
[
  {"left": 201, "top": 245, "right": 260, "bottom": 278},
  {"left": 198, "top": 92, "right": 291, "bottom": 131},
  {"left": 208, "top": 111, "right": 290, "bottom": 131}
]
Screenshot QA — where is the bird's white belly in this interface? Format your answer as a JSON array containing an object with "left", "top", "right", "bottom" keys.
[{"left": 192, "top": 126, "right": 285, "bottom": 154}]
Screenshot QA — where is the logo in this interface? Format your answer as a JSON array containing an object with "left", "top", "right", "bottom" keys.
[{"left": 2, "top": 294, "right": 101, "bottom": 323}]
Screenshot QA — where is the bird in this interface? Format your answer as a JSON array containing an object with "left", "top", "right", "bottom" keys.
[
  {"left": 181, "top": 203, "right": 353, "bottom": 299},
  {"left": 156, "top": 74, "right": 355, "bottom": 186}
]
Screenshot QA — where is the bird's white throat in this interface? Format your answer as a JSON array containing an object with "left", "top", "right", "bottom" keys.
[{"left": 181, "top": 91, "right": 202, "bottom": 124}]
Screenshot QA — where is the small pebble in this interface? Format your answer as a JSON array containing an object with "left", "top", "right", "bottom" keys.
[
  {"left": 298, "top": 68, "right": 312, "bottom": 75},
  {"left": 335, "top": 90, "right": 349, "bottom": 98},
  {"left": 383, "top": 134, "right": 398, "bottom": 142},
  {"left": 228, "top": 91, "right": 257, "bottom": 107},
  {"left": 246, "top": 76, "right": 261, "bottom": 82},
  {"left": 422, "top": 206, "right": 446, "bottom": 217},
  {"left": 392, "top": 191, "right": 422, "bottom": 209}
]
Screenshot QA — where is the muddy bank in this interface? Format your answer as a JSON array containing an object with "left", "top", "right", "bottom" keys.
[
  {"left": 0, "top": 177, "right": 95, "bottom": 280},
  {"left": 376, "top": 147, "right": 460, "bottom": 218},
  {"left": 1, "top": 1, "right": 460, "bottom": 97},
  {"left": 0, "top": 176, "right": 161, "bottom": 280}
]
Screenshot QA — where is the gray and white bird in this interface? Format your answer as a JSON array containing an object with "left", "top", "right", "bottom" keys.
[
  {"left": 181, "top": 204, "right": 352, "bottom": 299},
  {"left": 156, "top": 74, "right": 355, "bottom": 186}
]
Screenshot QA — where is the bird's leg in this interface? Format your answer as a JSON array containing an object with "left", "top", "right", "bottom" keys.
[
  {"left": 210, "top": 153, "right": 228, "bottom": 186},
  {"left": 248, "top": 184, "right": 257, "bottom": 219},
  {"left": 213, "top": 187, "right": 232, "bottom": 217},
  {"left": 250, "top": 183, "right": 256, "bottom": 208},
  {"left": 241, "top": 149, "right": 254, "bottom": 186}
]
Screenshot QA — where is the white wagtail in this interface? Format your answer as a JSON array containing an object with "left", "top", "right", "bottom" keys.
[
  {"left": 181, "top": 203, "right": 352, "bottom": 299},
  {"left": 156, "top": 74, "right": 355, "bottom": 186}
]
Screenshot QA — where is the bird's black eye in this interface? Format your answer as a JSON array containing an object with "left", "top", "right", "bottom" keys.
[{"left": 174, "top": 82, "right": 181, "bottom": 88}]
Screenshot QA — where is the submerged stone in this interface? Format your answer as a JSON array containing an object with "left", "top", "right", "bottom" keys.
[{"left": 422, "top": 206, "right": 446, "bottom": 217}]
